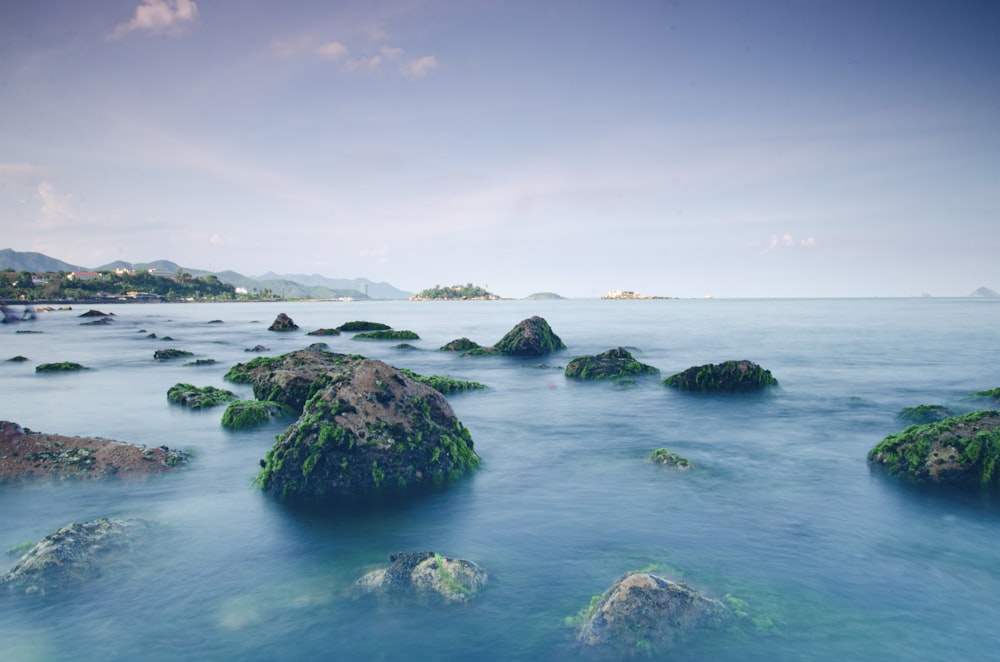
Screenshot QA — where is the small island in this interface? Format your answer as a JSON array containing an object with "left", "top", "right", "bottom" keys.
[
  {"left": 601, "top": 289, "right": 674, "bottom": 300},
  {"left": 410, "top": 283, "right": 501, "bottom": 301}
]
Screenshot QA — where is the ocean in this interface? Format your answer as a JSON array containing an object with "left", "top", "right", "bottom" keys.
[{"left": 2, "top": 298, "right": 999, "bottom": 661}]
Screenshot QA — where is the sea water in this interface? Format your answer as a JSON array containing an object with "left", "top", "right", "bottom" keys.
[{"left": 1, "top": 298, "right": 999, "bottom": 661}]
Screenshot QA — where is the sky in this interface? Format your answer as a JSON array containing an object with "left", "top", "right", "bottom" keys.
[{"left": 1, "top": 0, "right": 998, "bottom": 298}]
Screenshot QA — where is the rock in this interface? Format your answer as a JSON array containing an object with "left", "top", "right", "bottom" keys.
[
  {"left": 253, "top": 353, "right": 481, "bottom": 503},
  {"left": 439, "top": 337, "right": 481, "bottom": 352},
  {"left": 0, "top": 420, "right": 190, "bottom": 482},
  {"left": 35, "top": 362, "right": 89, "bottom": 373},
  {"left": 305, "top": 342, "right": 330, "bottom": 351},
  {"left": 464, "top": 316, "right": 566, "bottom": 357},
  {"left": 664, "top": 360, "right": 777, "bottom": 392},
  {"left": 897, "top": 404, "right": 958, "bottom": 426},
  {"left": 166, "top": 383, "right": 236, "bottom": 409},
  {"left": 868, "top": 410, "right": 1000, "bottom": 487},
  {"left": 268, "top": 313, "right": 299, "bottom": 332},
  {"left": 245, "top": 344, "right": 269, "bottom": 352},
  {"left": 397, "top": 368, "right": 487, "bottom": 395},
  {"left": 649, "top": 448, "right": 690, "bottom": 469},
  {"left": 575, "top": 570, "right": 732, "bottom": 656},
  {"left": 6, "top": 356, "right": 29, "bottom": 362},
  {"left": 154, "top": 348, "right": 194, "bottom": 361},
  {"left": 307, "top": 328, "right": 341, "bottom": 336},
  {"left": 221, "top": 401, "right": 285, "bottom": 429},
  {"left": 337, "top": 321, "right": 391, "bottom": 332},
  {"left": 80, "top": 317, "right": 113, "bottom": 326},
  {"left": 225, "top": 348, "right": 359, "bottom": 414},
  {"left": 184, "top": 358, "right": 218, "bottom": 366},
  {"left": 355, "top": 552, "right": 487, "bottom": 604},
  {"left": 353, "top": 330, "right": 420, "bottom": 341},
  {"left": 1, "top": 517, "right": 150, "bottom": 597},
  {"left": 564, "top": 347, "right": 659, "bottom": 380},
  {"left": 78, "top": 310, "right": 113, "bottom": 318}
]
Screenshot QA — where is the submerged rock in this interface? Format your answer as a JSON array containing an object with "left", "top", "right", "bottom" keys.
[
  {"left": 268, "top": 313, "right": 299, "bottom": 332},
  {"left": 221, "top": 400, "right": 285, "bottom": 429},
  {"left": 167, "top": 383, "right": 236, "bottom": 409},
  {"left": 439, "top": 337, "right": 481, "bottom": 352},
  {"left": 35, "top": 362, "right": 89, "bottom": 373},
  {"left": 649, "top": 448, "right": 690, "bottom": 470},
  {"left": 868, "top": 410, "right": 1000, "bottom": 488},
  {"left": 355, "top": 552, "right": 487, "bottom": 604},
  {"left": 238, "top": 349, "right": 481, "bottom": 503},
  {"left": 154, "top": 348, "right": 194, "bottom": 361},
  {"left": 664, "top": 360, "right": 777, "bottom": 392},
  {"left": 352, "top": 330, "right": 420, "bottom": 341},
  {"left": 463, "top": 316, "right": 566, "bottom": 357},
  {"left": 575, "top": 570, "right": 732, "bottom": 657},
  {"left": 337, "top": 321, "right": 391, "bottom": 332},
  {"left": 564, "top": 347, "right": 659, "bottom": 380},
  {"left": 896, "top": 404, "right": 958, "bottom": 426},
  {"left": 78, "top": 310, "right": 113, "bottom": 318},
  {"left": 1, "top": 517, "right": 150, "bottom": 597},
  {"left": 307, "top": 328, "right": 341, "bottom": 336}
]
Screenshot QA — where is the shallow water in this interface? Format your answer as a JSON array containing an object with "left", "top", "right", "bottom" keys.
[{"left": 2, "top": 298, "right": 999, "bottom": 660}]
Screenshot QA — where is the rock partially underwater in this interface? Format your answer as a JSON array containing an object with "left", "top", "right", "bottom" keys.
[
  {"left": 355, "top": 551, "right": 487, "bottom": 604},
  {"left": 461, "top": 316, "right": 566, "bottom": 357},
  {"left": 564, "top": 347, "right": 659, "bottom": 380},
  {"left": 664, "top": 360, "right": 777, "bottom": 392}
]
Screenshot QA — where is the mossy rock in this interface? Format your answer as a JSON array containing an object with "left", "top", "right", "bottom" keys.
[
  {"left": 154, "top": 349, "right": 194, "bottom": 361},
  {"left": 440, "top": 337, "right": 481, "bottom": 352},
  {"left": 35, "top": 362, "right": 89, "bottom": 373},
  {"left": 868, "top": 410, "right": 1000, "bottom": 487},
  {"left": 221, "top": 400, "right": 285, "bottom": 429},
  {"left": 7, "top": 356, "right": 30, "bottom": 363},
  {"left": 565, "top": 347, "right": 660, "bottom": 380},
  {"left": 649, "top": 448, "right": 690, "bottom": 470},
  {"left": 167, "top": 383, "right": 237, "bottom": 409},
  {"left": 397, "top": 368, "right": 487, "bottom": 395},
  {"left": 307, "top": 328, "right": 341, "bottom": 336},
  {"left": 184, "top": 358, "right": 218, "bottom": 367},
  {"left": 338, "top": 321, "right": 391, "bottom": 332},
  {"left": 353, "top": 330, "right": 420, "bottom": 341},
  {"left": 664, "top": 360, "right": 777, "bottom": 392},
  {"left": 963, "top": 388, "right": 1000, "bottom": 406},
  {"left": 268, "top": 313, "right": 299, "bottom": 332},
  {"left": 355, "top": 551, "right": 488, "bottom": 604},
  {"left": 897, "top": 404, "right": 958, "bottom": 426},
  {"left": 490, "top": 316, "right": 566, "bottom": 357}
]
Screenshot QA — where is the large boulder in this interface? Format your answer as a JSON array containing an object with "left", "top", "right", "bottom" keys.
[
  {"left": 564, "top": 347, "right": 659, "bottom": 380},
  {"left": 464, "top": 316, "right": 566, "bottom": 357},
  {"left": 355, "top": 551, "right": 487, "bottom": 604},
  {"left": 225, "top": 348, "right": 362, "bottom": 414},
  {"left": 253, "top": 355, "right": 480, "bottom": 503},
  {"left": 0, "top": 421, "right": 189, "bottom": 482},
  {"left": 868, "top": 410, "right": 1000, "bottom": 487},
  {"left": 664, "top": 360, "right": 777, "bottom": 392},
  {"left": 1, "top": 517, "right": 151, "bottom": 597},
  {"left": 575, "top": 570, "right": 732, "bottom": 657}
]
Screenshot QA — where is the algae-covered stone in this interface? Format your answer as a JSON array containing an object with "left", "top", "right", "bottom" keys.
[
  {"left": 649, "top": 448, "right": 690, "bottom": 470},
  {"left": 355, "top": 551, "right": 487, "bottom": 604},
  {"left": 154, "top": 348, "right": 194, "bottom": 361},
  {"left": 353, "top": 330, "right": 420, "bottom": 341},
  {"left": 897, "top": 404, "right": 958, "bottom": 426},
  {"left": 307, "top": 328, "right": 341, "bottom": 336},
  {"left": 1, "top": 517, "right": 150, "bottom": 597},
  {"left": 565, "top": 347, "right": 659, "bottom": 380},
  {"left": 268, "top": 313, "right": 299, "bottom": 332},
  {"left": 221, "top": 400, "right": 285, "bottom": 429},
  {"left": 575, "top": 570, "right": 732, "bottom": 657},
  {"left": 167, "top": 383, "right": 237, "bottom": 409},
  {"left": 397, "top": 368, "right": 487, "bottom": 395},
  {"left": 487, "top": 316, "right": 565, "bottom": 357},
  {"left": 255, "top": 358, "right": 480, "bottom": 503},
  {"left": 440, "top": 337, "right": 481, "bottom": 352},
  {"left": 337, "top": 321, "right": 391, "bottom": 332},
  {"left": 35, "top": 362, "right": 89, "bottom": 373},
  {"left": 868, "top": 410, "right": 1000, "bottom": 487},
  {"left": 664, "top": 360, "right": 777, "bottom": 392}
]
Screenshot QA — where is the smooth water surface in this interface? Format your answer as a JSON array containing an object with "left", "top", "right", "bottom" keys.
[{"left": 2, "top": 298, "right": 999, "bottom": 660}]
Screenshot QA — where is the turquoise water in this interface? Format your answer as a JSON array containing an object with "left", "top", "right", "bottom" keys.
[{"left": 2, "top": 298, "right": 999, "bottom": 660}]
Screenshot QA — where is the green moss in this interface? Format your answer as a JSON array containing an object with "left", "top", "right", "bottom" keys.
[
  {"left": 35, "top": 361, "right": 89, "bottom": 372},
  {"left": 224, "top": 355, "right": 283, "bottom": 383},
  {"left": 167, "top": 383, "right": 236, "bottom": 409},
  {"left": 565, "top": 348, "right": 660, "bottom": 380},
  {"left": 5, "top": 541, "right": 33, "bottom": 557},
  {"left": 337, "top": 320, "right": 391, "bottom": 332},
  {"left": 664, "top": 360, "right": 777, "bottom": 392},
  {"left": 433, "top": 552, "right": 472, "bottom": 598},
  {"left": 352, "top": 329, "right": 420, "bottom": 341},
  {"left": 649, "top": 448, "right": 690, "bottom": 469},
  {"left": 221, "top": 400, "right": 284, "bottom": 429},
  {"left": 439, "top": 337, "right": 481, "bottom": 352},
  {"left": 371, "top": 460, "right": 385, "bottom": 487},
  {"left": 897, "top": 404, "right": 958, "bottom": 425},
  {"left": 398, "top": 367, "right": 488, "bottom": 394}
]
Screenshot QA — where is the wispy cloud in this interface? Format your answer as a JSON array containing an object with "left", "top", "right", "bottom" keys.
[
  {"left": 316, "top": 41, "right": 349, "bottom": 60},
  {"left": 37, "top": 180, "right": 79, "bottom": 227},
  {"left": 400, "top": 55, "right": 438, "bottom": 79},
  {"left": 272, "top": 32, "right": 437, "bottom": 79},
  {"left": 111, "top": 0, "right": 200, "bottom": 39},
  {"left": 761, "top": 232, "right": 818, "bottom": 254}
]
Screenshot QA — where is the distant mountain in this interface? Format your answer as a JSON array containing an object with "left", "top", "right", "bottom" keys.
[
  {"left": 969, "top": 286, "right": 999, "bottom": 298},
  {"left": 0, "top": 248, "right": 85, "bottom": 273},
  {"left": 258, "top": 272, "right": 413, "bottom": 299},
  {"left": 0, "top": 248, "right": 411, "bottom": 300},
  {"left": 525, "top": 292, "right": 565, "bottom": 300}
]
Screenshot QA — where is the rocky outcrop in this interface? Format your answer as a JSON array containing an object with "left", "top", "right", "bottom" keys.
[
  {"left": 868, "top": 410, "right": 1000, "bottom": 487},
  {"left": 78, "top": 310, "right": 113, "bottom": 318},
  {"left": 564, "top": 347, "right": 659, "bottom": 380},
  {"left": 439, "top": 337, "right": 481, "bottom": 352},
  {"left": 575, "top": 570, "right": 732, "bottom": 657},
  {"left": 268, "top": 313, "right": 299, "bottom": 332},
  {"left": 664, "top": 360, "right": 777, "bottom": 392},
  {"left": 338, "top": 321, "right": 390, "bottom": 332},
  {"left": 167, "top": 383, "right": 236, "bottom": 409},
  {"left": 233, "top": 348, "right": 481, "bottom": 503},
  {"left": 0, "top": 420, "right": 190, "bottom": 482},
  {"left": 221, "top": 400, "right": 285, "bottom": 429},
  {"left": 1, "top": 517, "right": 150, "bottom": 597},
  {"left": 462, "top": 316, "right": 566, "bottom": 357},
  {"left": 355, "top": 552, "right": 487, "bottom": 604}
]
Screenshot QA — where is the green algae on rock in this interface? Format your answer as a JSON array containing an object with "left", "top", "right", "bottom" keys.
[
  {"left": 355, "top": 551, "right": 488, "bottom": 604},
  {"left": 896, "top": 404, "right": 959, "bottom": 426},
  {"left": 397, "top": 368, "right": 487, "bottom": 395},
  {"left": 439, "top": 337, "right": 481, "bottom": 352},
  {"left": 664, "top": 360, "right": 777, "bottom": 392},
  {"left": 268, "top": 313, "right": 299, "bottom": 332},
  {"left": 35, "top": 361, "right": 89, "bottom": 373},
  {"left": 306, "top": 328, "right": 341, "bottom": 336},
  {"left": 154, "top": 348, "right": 194, "bottom": 361},
  {"left": 649, "top": 448, "right": 691, "bottom": 469},
  {"left": 868, "top": 410, "right": 1000, "bottom": 488},
  {"left": 352, "top": 329, "right": 420, "bottom": 341},
  {"left": 337, "top": 321, "right": 391, "bottom": 332},
  {"left": 565, "top": 347, "right": 659, "bottom": 380},
  {"left": 167, "top": 383, "right": 237, "bottom": 409},
  {"left": 221, "top": 400, "right": 285, "bottom": 429}
]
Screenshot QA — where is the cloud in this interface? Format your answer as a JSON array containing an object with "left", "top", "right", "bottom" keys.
[
  {"left": 37, "top": 180, "right": 78, "bottom": 227},
  {"left": 400, "top": 55, "right": 438, "bottom": 79},
  {"left": 111, "top": 0, "right": 199, "bottom": 39},
  {"left": 761, "top": 232, "right": 818, "bottom": 254},
  {"left": 316, "top": 41, "right": 348, "bottom": 60}
]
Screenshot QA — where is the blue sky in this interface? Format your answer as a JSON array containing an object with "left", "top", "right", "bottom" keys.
[{"left": 2, "top": 0, "right": 997, "bottom": 298}]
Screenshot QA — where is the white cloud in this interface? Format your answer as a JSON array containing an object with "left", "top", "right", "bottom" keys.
[
  {"left": 380, "top": 46, "right": 404, "bottom": 60},
  {"left": 316, "top": 41, "right": 349, "bottom": 60},
  {"left": 760, "top": 232, "right": 818, "bottom": 253},
  {"left": 111, "top": 0, "right": 200, "bottom": 39},
  {"left": 400, "top": 55, "right": 438, "bottom": 79},
  {"left": 800, "top": 236, "right": 817, "bottom": 247},
  {"left": 37, "top": 180, "right": 78, "bottom": 226}
]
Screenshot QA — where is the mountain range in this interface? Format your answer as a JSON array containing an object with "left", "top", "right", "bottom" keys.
[{"left": 0, "top": 249, "right": 413, "bottom": 300}]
